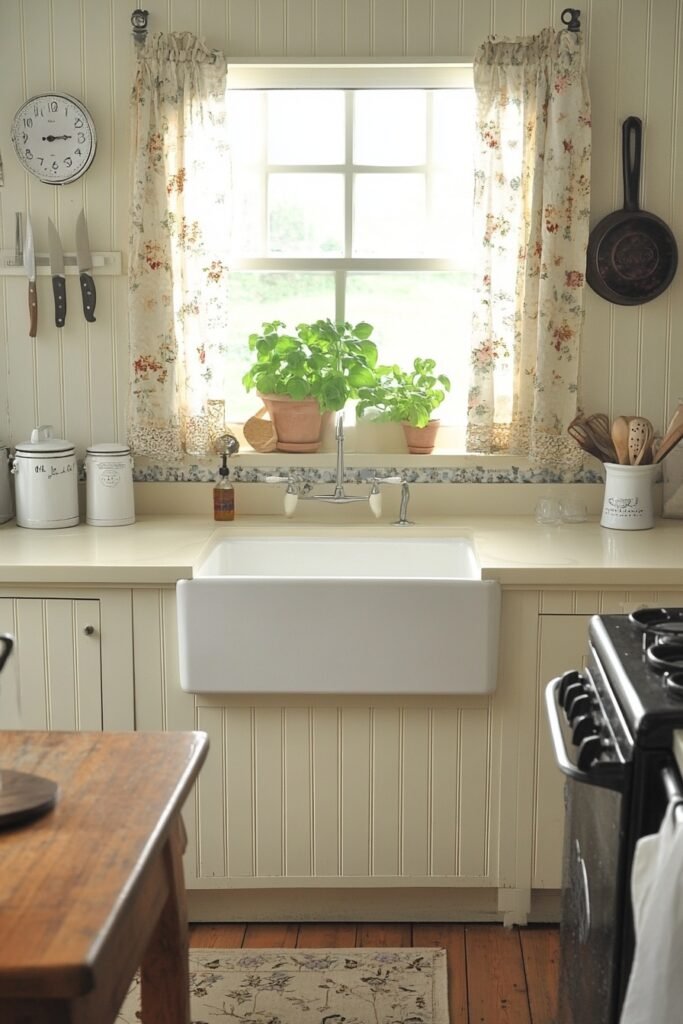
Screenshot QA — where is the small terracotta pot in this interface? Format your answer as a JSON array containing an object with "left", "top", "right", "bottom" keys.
[
  {"left": 401, "top": 419, "right": 440, "bottom": 455},
  {"left": 259, "top": 394, "right": 325, "bottom": 453}
]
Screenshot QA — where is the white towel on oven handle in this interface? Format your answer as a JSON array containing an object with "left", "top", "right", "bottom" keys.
[{"left": 619, "top": 798, "right": 683, "bottom": 1024}]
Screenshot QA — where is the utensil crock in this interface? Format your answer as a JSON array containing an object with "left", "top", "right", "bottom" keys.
[{"left": 600, "top": 462, "right": 658, "bottom": 530}]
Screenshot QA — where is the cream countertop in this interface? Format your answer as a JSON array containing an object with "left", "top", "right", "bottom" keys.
[{"left": 1, "top": 514, "right": 683, "bottom": 586}]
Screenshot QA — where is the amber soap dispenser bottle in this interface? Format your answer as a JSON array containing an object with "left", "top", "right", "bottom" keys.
[{"left": 213, "top": 453, "right": 235, "bottom": 521}]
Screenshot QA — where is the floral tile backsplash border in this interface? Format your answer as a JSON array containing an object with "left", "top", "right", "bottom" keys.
[{"left": 133, "top": 463, "right": 605, "bottom": 485}]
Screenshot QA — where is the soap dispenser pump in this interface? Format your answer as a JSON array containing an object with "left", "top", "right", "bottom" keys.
[{"left": 213, "top": 453, "right": 235, "bottom": 521}]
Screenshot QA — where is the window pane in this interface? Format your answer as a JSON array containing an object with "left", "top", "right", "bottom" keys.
[
  {"left": 225, "top": 272, "right": 336, "bottom": 421},
  {"left": 229, "top": 90, "right": 266, "bottom": 165},
  {"left": 269, "top": 174, "right": 344, "bottom": 256},
  {"left": 345, "top": 272, "right": 474, "bottom": 424},
  {"left": 354, "top": 91, "right": 426, "bottom": 165},
  {"left": 432, "top": 90, "right": 475, "bottom": 166},
  {"left": 353, "top": 174, "right": 426, "bottom": 257},
  {"left": 268, "top": 91, "right": 345, "bottom": 164}
]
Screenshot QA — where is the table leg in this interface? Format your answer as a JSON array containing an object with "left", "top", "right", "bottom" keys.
[{"left": 140, "top": 815, "right": 190, "bottom": 1024}]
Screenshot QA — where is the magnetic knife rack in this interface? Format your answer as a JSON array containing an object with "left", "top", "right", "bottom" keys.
[{"left": 0, "top": 251, "right": 121, "bottom": 276}]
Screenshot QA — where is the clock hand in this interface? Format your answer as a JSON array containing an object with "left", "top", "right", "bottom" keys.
[{"left": 42, "top": 135, "right": 72, "bottom": 142}]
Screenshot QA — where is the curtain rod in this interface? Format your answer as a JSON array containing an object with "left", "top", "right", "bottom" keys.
[
  {"left": 130, "top": 6, "right": 581, "bottom": 47},
  {"left": 561, "top": 8, "right": 581, "bottom": 32}
]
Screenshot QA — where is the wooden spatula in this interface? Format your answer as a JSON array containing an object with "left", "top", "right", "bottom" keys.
[{"left": 655, "top": 405, "right": 683, "bottom": 463}]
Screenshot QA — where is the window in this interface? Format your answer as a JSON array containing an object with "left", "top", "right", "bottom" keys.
[{"left": 226, "top": 68, "right": 475, "bottom": 444}]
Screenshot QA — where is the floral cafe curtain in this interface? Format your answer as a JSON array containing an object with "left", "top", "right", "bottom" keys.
[
  {"left": 466, "top": 27, "right": 591, "bottom": 472},
  {"left": 128, "top": 32, "right": 230, "bottom": 460}
]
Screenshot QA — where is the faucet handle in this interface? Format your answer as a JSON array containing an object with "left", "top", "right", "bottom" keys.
[
  {"left": 265, "top": 475, "right": 290, "bottom": 484},
  {"left": 373, "top": 475, "right": 402, "bottom": 485}
]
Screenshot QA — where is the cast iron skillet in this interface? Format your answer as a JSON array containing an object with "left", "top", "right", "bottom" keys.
[{"left": 586, "top": 116, "right": 678, "bottom": 305}]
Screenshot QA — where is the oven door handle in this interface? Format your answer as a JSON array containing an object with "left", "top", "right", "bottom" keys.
[{"left": 545, "top": 677, "right": 624, "bottom": 792}]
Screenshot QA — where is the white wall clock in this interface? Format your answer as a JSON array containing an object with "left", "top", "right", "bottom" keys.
[{"left": 10, "top": 93, "right": 96, "bottom": 185}]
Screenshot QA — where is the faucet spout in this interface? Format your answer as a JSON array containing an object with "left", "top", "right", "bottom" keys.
[
  {"left": 393, "top": 480, "right": 415, "bottom": 527},
  {"left": 333, "top": 411, "right": 346, "bottom": 498}
]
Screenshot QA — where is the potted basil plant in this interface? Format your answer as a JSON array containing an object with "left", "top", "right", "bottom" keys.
[
  {"left": 242, "top": 319, "right": 378, "bottom": 452},
  {"left": 356, "top": 357, "right": 451, "bottom": 454}
]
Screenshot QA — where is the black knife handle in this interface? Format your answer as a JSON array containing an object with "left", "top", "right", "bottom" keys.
[
  {"left": 79, "top": 272, "right": 97, "bottom": 323},
  {"left": 28, "top": 280, "right": 38, "bottom": 338},
  {"left": 52, "top": 276, "right": 66, "bottom": 328}
]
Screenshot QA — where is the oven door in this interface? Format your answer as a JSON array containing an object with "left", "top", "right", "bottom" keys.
[{"left": 546, "top": 676, "right": 630, "bottom": 1024}]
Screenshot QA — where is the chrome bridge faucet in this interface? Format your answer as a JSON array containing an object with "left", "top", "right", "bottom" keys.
[{"left": 266, "top": 411, "right": 409, "bottom": 520}]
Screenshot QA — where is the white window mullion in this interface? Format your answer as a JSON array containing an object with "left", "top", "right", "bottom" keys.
[
  {"left": 335, "top": 270, "right": 346, "bottom": 323},
  {"left": 425, "top": 90, "right": 435, "bottom": 253},
  {"left": 260, "top": 92, "right": 269, "bottom": 255},
  {"left": 344, "top": 91, "right": 354, "bottom": 262}
]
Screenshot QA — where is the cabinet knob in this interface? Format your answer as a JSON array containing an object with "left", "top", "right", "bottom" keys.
[{"left": 83, "top": 625, "right": 95, "bottom": 636}]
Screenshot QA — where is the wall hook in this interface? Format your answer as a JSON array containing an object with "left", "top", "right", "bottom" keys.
[
  {"left": 131, "top": 9, "right": 149, "bottom": 46},
  {"left": 561, "top": 8, "right": 581, "bottom": 32}
]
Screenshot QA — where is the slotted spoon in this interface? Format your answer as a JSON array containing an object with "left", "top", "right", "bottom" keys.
[{"left": 628, "top": 417, "right": 654, "bottom": 465}]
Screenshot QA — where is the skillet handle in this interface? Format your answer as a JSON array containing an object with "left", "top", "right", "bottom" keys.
[{"left": 622, "top": 116, "right": 642, "bottom": 212}]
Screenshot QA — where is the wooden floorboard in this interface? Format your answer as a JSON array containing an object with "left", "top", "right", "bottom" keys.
[
  {"left": 465, "top": 924, "right": 532, "bottom": 1024},
  {"left": 413, "top": 923, "right": 468, "bottom": 1024},
  {"left": 297, "top": 922, "right": 358, "bottom": 947},
  {"left": 358, "top": 922, "right": 412, "bottom": 946},
  {"left": 188, "top": 921, "right": 559, "bottom": 1023},
  {"left": 520, "top": 925, "right": 560, "bottom": 1024}
]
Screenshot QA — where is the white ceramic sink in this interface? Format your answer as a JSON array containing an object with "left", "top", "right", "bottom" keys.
[{"left": 177, "top": 535, "right": 501, "bottom": 695}]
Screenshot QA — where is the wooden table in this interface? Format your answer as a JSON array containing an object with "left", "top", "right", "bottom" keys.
[{"left": 0, "top": 729, "right": 209, "bottom": 1024}]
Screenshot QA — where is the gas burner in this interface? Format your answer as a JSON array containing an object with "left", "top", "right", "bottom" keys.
[
  {"left": 665, "top": 671, "right": 683, "bottom": 698},
  {"left": 628, "top": 608, "right": 683, "bottom": 650}
]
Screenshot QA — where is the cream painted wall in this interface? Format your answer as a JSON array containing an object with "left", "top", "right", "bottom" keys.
[{"left": 0, "top": 0, "right": 682, "bottom": 464}]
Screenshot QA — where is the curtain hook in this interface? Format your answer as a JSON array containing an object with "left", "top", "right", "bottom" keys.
[
  {"left": 131, "top": 9, "right": 149, "bottom": 46},
  {"left": 561, "top": 8, "right": 581, "bottom": 32}
]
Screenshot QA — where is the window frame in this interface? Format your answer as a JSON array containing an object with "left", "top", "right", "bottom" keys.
[{"left": 226, "top": 64, "right": 475, "bottom": 451}]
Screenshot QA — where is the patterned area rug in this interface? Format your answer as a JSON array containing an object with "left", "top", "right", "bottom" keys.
[{"left": 118, "top": 946, "right": 449, "bottom": 1023}]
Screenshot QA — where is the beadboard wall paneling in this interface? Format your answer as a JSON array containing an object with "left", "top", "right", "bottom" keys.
[
  {"left": 1, "top": 0, "right": 683, "bottom": 461},
  {"left": 193, "top": 700, "right": 493, "bottom": 883}
]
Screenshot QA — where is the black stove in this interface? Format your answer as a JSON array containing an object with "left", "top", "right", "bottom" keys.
[{"left": 546, "top": 608, "right": 683, "bottom": 1024}]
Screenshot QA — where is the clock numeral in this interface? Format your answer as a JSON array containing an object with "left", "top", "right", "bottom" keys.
[
  {"left": 23, "top": 117, "right": 32, "bottom": 128},
  {"left": 74, "top": 118, "right": 84, "bottom": 128},
  {"left": 38, "top": 158, "right": 44, "bottom": 166},
  {"left": 51, "top": 161, "right": 58, "bottom": 171},
  {"left": 22, "top": 132, "right": 28, "bottom": 143},
  {"left": 74, "top": 148, "right": 82, "bottom": 156},
  {"left": 48, "top": 101, "right": 58, "bottom": 112},
  {"left": 25, "top": 149, "right": 33, "bottom": 160},
  {"left": 64, "top": 157, "right": 72, "bottom": 168},
  {"left": 77, "top": 132, "right": 85, "bottom": 143}
]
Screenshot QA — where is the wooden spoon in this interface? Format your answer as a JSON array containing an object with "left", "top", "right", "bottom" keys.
[
  {"left": 628, "top": 417, "right": 654, "bottom": 465},
  {"left": 611, "top": 416, "right": 632, "bottom": 465},
  {"left": 654, "top": 404, "right": 683, "bottom": 463},
  {"left": 634, "top": 420, "right": 655, "bottom": 464}
]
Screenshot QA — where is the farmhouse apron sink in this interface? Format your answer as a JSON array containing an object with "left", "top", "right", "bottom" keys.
[{"left": 176, "top": 534, "right": 501, "bottom": 694}]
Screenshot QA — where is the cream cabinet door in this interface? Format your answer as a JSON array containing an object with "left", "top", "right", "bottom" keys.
[{"left": 0, "top": 597, "right": 102, "bottom": 730}]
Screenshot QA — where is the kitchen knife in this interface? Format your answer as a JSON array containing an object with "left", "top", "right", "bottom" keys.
[
  {"left": 23, "top": 215, "right": 37, "bottom": 338},
  {"left": 75, "top": 209, "right": 96, "bottom": 323},
  {"left": 47, "top": 218, "right": 66, "bottom": 329}
]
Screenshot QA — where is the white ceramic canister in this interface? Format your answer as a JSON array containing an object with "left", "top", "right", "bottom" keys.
[
  {"left": 600, "top": 462, "right": 659, "bottom": 531},
  {"left": 0, "top": 446, "right": 14, "bottom": 524},
  {"left": 85, "top": 443, "right": 135, "bottom": 526},
  {"left": 12, "top": 425, "right": 79, "bottom": 529}
]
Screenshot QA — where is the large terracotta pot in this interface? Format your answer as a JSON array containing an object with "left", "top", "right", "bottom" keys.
[
  {"left": 401, "top": 419, "right": 440, "bottom": 455},
  {"left": 259, "top": 394, "right": 326, "bottom": 453}
]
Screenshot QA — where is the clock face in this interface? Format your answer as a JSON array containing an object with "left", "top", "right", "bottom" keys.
[{"left": 10, "top": 93, "right": 96, "bottom": 185}]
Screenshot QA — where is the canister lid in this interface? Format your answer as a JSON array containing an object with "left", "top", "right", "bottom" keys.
[
  {"left": 86, "top": 443, "right": 131, "bottom": 456},
  {"left": 14, "top": 425, "right": 75, "bottom": 456}
]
